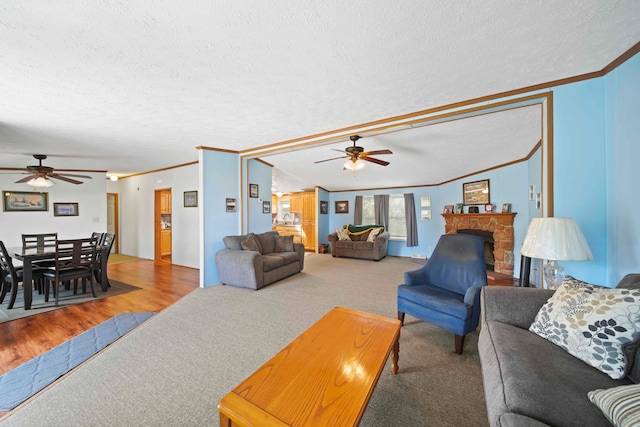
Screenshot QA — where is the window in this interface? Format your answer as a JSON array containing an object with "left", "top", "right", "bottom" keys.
[{"left": 361, "top": 195, "right": 406, "bottom": 238}]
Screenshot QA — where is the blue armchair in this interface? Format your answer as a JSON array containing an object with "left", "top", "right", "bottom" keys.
[{"left": 397, "top": 233, "right": 488, "bottom": 354}]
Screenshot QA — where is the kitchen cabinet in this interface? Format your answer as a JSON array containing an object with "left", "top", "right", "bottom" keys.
[
  {"left": 302, "top": 192, "right": 317, "bottom": 250},
  {"left": 160, "top": 192, "right": 171, "bottom": 214},
  {"left": 273, "top": 225, "right": 302, "bottom": 244},
  {"left": 272, "top": 195, "right": 278, "bottom": 215},
  {"left": 161, "top": 229, "right": 172, "bottom": 256}
]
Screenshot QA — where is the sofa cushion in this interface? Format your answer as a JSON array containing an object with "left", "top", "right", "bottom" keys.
[
  {"left": 223, "top": 234, "right": 249, "bottom": 250},
  {"left": 398, "top": 284, "right": 470, "bottom": 320},
  {"left": 241, "top": 234, "right": 263, "bottom": 253},
  {"left": 350, "top": 230, "right": 370, "bottom": 241},
  {"left": 367, "top": 227, "right": 384, "bottom": 242},
  {"left": 261, "top": 255, "right": 284, "bottom": 272},
  {"left": 335, "top": 227, "right": 351, "bottom": 241},
  {"left": 480, "top": 320, "right": 629, "bottom": 427},
  {"left": 268, "top": 251, "right": 299, "bottom": 266},
  {"left": 588, "top": 383, "right": 640, "bottom": 427},
  {"left": 529, "top": 279, "right": 640, "bottom": 379},
  {"left": 275, "top": 235, "right": 294, "bottom": 252},
  {"left": 256, "top": 231, "right": 278, "bottom": 255}
]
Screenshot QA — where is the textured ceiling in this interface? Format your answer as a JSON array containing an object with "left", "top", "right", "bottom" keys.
[{"left": 1, "top": 1, "right": 639, "bottom": 192}]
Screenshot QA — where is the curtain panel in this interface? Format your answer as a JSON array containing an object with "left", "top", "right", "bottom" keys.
[
  {"left": 354, "top": 195, "right": 363, "bottom": 225},
  {"left": 374, "top": 194, "right": 389, "bottom": 230},
  {"left": 404, "top": 193, "right": 418, "bottom": 247}
]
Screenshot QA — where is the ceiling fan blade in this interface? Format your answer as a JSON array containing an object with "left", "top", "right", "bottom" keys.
[
  {"left": 331, "top": 149, "right": 347, "bottom": 154},
  {"left": 49, "top": 174, "right": 84, "bottom": 184},
  {"left": 361, "top": 156, "right": 390, "bottom": 166},
  {"left": 54, "top": 173, "right": 93, "bottom": 179},
  {"left": 361, "top": 149, "right": 393, "bottom": 156},
  {"left": 314, "top": 156, "right": 348, "bottom": 164},
  {"left": 15, "top": 174, "right": 37, "bottom": 183}
]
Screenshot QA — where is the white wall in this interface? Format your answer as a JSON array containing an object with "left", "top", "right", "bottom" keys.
[
  {"left": 113, "top": 163, "right": 199, "bottom": 268},
  {"left": 0, "top": 173, "right": 107, "bottom": 247}
]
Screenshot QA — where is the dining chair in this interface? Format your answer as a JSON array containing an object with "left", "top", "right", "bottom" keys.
[
  {"left": 93, "top": 233, "right": 115, "bottom": 287},
  {"left": 22, "top": 233, "right": 58, "bottom": 269},
  {"left": 42, "top": 237, "right": 100, "bottom": 307},
  {"left": 0, "top": 241, "right": 46, "bottom": 309}
]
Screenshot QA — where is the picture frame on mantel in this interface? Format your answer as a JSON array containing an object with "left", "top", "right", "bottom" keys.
[{"left": 463, "top": 179, "right": 490, "bottom": 205}]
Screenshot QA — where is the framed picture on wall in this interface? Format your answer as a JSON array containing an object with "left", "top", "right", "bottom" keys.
[
  {"left": 249, "top": 183, "right": 259, "bottom": 198},
  {"left": 263, "top": 201, "right": 271, "bottom": 214},
  {"left": 53, "top": 202, "right": 79, "bottom": 216},
  {"left": 420, "top": 209, "right": 431, "bottom": 220},
  {"left": 2, "top": 191, "right": 49, "bottom": 212},
  {"left": 320, "top": 201, "right": 328, "bottom": 214},
  {"left": 463, "top": 179, "right": 490, "bottom": 205},
  {"left": 184, "top": 191, "right": 198, "bottom": 207},
  {"left": 226, "top": 198, "right": 236, "bottom": 212},
  {"left": 335, "top": 200, "right": 349, "bottom": 214}
]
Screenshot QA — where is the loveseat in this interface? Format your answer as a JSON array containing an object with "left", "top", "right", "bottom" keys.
[
  {"left": 478, "top": 274, "right": 640, "bottom": 427},
  {"left": 215, "top": 231, "right": 305, "bottom": 290},
  {"left": 327, "top": 224, "right": 390, "bottom": 261}
]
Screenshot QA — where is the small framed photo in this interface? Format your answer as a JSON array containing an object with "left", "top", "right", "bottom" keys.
[
  {"left": 468, "top": 206, "right": 480, "bottom": 213},
  {"left": 421, "top": 209, "right": 431, "bottom": 220},
  {"left": 3, "top": 191, "right": 49, "bottom": 212},
  {"left": 463, "top": 179, "right": 490, "bottom": 205},
  {"left": 226, "top": 198, "right": 236, "bottom": 212},
  {"left": 502, "top": 203, "right": 511, "bottom": 213},
  {"left": 335, "top": 200, "right": 349, "bottom": 214},
  {"left": 249, "top": 183, "right": 259, "bottom": 198},
  {"left": 536, "top": 193, "right": 541, "bottom": 210},
  {"left": 53, "top": 202, "right": 79, "bottom": 216},
  {"left": 320, "top": 201, "right": 328, "bottom": 214},
  {"left": 484, "top": 203, "right": 494, "bottom": 213},
  {"left": 420, "top": 196, "right": 431, "bottom": 207},
  {"left": 183, "top": 191, "right": 198, "bottom": 207},
  {"left": 443, "top": 205, "right": 454, "bottom": 214},
  {"left": 454, "top": 203, "right": 463, "bottom": 214},
  {"left": 529, "top": 185, "right": 535, "bottom": 201},
  {"left": 263, "top": 201, "right": 271, "bottom": 214}
]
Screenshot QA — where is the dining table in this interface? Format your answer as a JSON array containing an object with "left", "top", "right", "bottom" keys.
[{"left": 6, "top": 244, "right": 110, "bottom": 310}]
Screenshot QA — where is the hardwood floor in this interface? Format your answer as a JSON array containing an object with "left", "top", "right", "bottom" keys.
[{"left": 0, "top": 259, "right": 199, "bottom": 376}]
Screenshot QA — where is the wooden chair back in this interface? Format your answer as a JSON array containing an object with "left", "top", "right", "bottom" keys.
[
  {"left": 54, "top": 237, "right": 99, "bottom": 271},
  {"left": 22, "top": 233, "right": 58, "bottom": 249}
]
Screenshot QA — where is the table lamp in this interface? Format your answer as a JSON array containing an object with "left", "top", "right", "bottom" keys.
[{"left": 520, "top": 217, "right": 593, "bottom": 289}]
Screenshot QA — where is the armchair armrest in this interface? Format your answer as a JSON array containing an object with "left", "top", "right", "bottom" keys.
[
  {"left": 480, "top": 287, "right": 554, "bottom": 330},
  {"left": 215, "top": 249, "right": 263, "bottom": 290},
  {"left": 403, "top": 264, "right": 429, "bottom": 286}
]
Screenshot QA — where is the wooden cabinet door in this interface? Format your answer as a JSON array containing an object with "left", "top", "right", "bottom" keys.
[
  {"left": 289, "top": 194, "right": 303, "bottom": 213},
  {"left": 161, "top": 230, "right": 171, "bottom": 255},
  {"left": 160, "top": 192, "right": 171, "bottom": 214}
]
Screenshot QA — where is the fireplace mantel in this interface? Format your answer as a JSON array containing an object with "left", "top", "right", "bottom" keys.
[{"left": 442, "top": 212, "right": 517, "bottom": 276}]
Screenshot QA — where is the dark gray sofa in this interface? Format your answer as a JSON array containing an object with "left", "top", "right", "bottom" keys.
[
  {"left": 478, "top": 275, "right": 640, "bottom": 427},
  {"left": 327, "top": 227, "right": 390, "bottom": 261},
  {"left": 215, "top": 231, "right": 305, "bottom": 290}
]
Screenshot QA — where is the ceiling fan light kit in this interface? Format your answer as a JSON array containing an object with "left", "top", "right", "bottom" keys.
[
  {"left": 27, "top": 176, "right": 55, "bottom": 187},
  {"left": 11, "top": 154, "right": 93, "bottom": 186}
]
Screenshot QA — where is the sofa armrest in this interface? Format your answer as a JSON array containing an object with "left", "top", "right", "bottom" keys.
[
  {"left": 293, "top": 242, "right": 305, "bottom": 270},
  {"left": 481, "top": 287, "right": 554, "bottom": 330},
  {"left": 215, "top": 249, "right": 263, "bottom": 289},
  {"left": 373, "top": 231, "right": 390, "bottom": 247},
  {"left": 328, "top": 233, "right": 338, "bottom": 256}
]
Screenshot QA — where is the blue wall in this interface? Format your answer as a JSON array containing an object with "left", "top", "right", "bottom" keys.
[
  {"left": 246, "top": 159, "right": 273, "bottom": 233},
  {"left": 201, "top": 149, "right": 240, "bottom": 286},
  {"left": 317, "top": 187, "right": 331, "bottom": 246}
]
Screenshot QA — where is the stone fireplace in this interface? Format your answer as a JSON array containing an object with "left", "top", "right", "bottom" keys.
[{"left": 442, "top": 213, "right": 517, "bottom": 276}]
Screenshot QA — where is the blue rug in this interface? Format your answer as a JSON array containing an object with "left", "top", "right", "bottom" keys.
[{"left": 0, "top": 312, "right": 155, "bottom": 411}]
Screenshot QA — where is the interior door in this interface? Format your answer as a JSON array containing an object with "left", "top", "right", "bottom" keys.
[{"left": 106, "top": 193, "right": 119, "bottom": 254}]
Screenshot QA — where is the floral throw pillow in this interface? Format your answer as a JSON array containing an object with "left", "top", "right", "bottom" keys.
[
  {"left": 529, "top": 277, "right": 640, "bottom": 379},
  {"left": 366, "top": 227, "right": 384, "bottom": 242},
  {"left": 335, "top": 227, "right": 351, "bottom": 241}
]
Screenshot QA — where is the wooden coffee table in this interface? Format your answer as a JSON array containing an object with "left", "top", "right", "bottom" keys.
[{"left": 218, "top": 306, "right": 401, "bottom": 427}]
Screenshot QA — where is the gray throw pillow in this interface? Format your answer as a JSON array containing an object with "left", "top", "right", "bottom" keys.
[
  {"left": 241, "top": 234, "right": 263, "bottom": 253},
  {"left": 275, "top": 235, "right": 294, "bottom": 252}
]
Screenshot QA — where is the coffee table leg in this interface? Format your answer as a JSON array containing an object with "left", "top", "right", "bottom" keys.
[{"left": 392, "top": 335, "right": 399, "bottom": 374}]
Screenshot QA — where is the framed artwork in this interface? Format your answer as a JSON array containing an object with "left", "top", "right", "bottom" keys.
[
  {"left": 420, "top": 196, "right": 431, "bottom": 207},
  {"left": 320, "top": 201, "right": 328, "bottom": 214},
  {"left": 502, "top": 203, "right": 511, "bottom": 213},
  {"left": 2, "top": 191, "right": 49, "bottom": 212},
  {"left": 335, "top": 200, "right": 349, "bottom": 214},
  {"left": 420, "top": 209, "right": 431, "bottom": 220},
  {"left": 443, "top": 205, "right": 454, "bottom": 214},
  {"left": 53, "top": 202, "right": 79, "bottom": 216},
  {"left": 226, "top": 198, "right": 236, "bottom": 212},
  {"left": 249, "top": 183, "right": 259, "bottom": 198},
  {"left": 454, "top": 203, "right": 463, "bottom": 214},
  {"left": 484, "top": 203, "right": 494, "bottom": 213},
  {"left": 463, "top": 179, "right": 490, "bottom": 205},
  {"left": 183, "top": 191, "right": 198, "bottom": 207},
  {"left": 263, "top": 201, "right": 271, "bottom": 214}
]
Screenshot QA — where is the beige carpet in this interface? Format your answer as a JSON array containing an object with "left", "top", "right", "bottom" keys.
[{"left": 0, "top": 254, "right": 488, "bottom": 426}]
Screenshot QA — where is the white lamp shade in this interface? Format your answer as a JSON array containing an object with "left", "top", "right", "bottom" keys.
[
  {"left": 343, "top": 159, "right": 365, "bottom": 171},
  {"left": 521, "top": 217, "right": 593, "bottom": 261},
  {"left": 27, "top": 177, "right": 55, "bottom": 187}
]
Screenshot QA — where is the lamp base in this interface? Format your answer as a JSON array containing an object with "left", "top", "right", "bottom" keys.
[{"left": 543, "top": 260, "right": 565, "bottom": 290}]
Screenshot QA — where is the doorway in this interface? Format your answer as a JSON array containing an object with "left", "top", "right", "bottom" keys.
[
  {"left": 107, "top": 193, "right": 119, "bottom": 254},
  {"left": 154, "top": 189, "right": 172, "bottom": 262}
]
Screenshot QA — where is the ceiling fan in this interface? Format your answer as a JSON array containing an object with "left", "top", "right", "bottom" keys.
[
  {"left": 314, "top": 135, "right": 393, "bottom": 171},
  {"left": 11, "top": 154, "right": 93, "bottom": 186}
]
